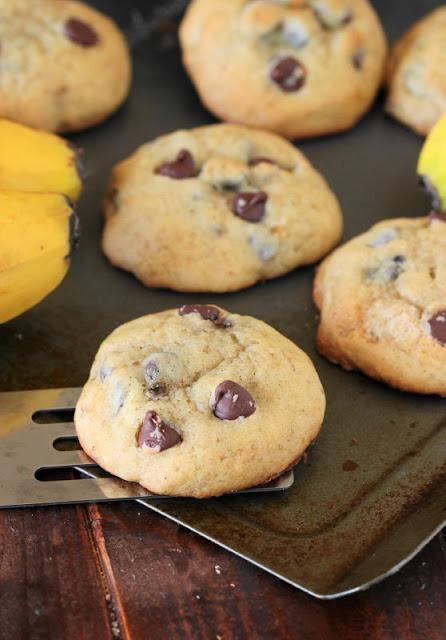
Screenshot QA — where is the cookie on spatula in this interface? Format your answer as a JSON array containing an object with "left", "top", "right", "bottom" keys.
[{"left": 75, "top": 305, "right": 325, "bottom": 497}]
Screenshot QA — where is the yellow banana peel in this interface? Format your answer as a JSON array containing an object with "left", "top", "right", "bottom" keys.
[
  {"left": 417, "top": 112, "right": 446, "bottom": 211},
  {"left": 0, "top": 190, "right": 79, "bottom": 324},
  {"left": 0, "top": 119, "right": 83, "bottom": 202}
]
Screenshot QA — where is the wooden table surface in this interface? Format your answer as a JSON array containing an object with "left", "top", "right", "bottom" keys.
[{"left": 1, "top": 500, "right": 445, "bottom": 639}]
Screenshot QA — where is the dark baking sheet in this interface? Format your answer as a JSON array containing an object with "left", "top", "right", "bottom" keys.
[{"left": 0, "top": 0, "right": 445, "bottom": 598}]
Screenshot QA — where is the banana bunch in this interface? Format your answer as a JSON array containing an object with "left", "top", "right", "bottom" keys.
[{"left": 0, "top": 119, "right": 82, "bottom": 324}]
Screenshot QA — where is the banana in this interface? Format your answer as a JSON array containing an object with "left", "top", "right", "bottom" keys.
[
  {"left": 417, "top": 112, "right": 446, "bottom": 211},
  {"left": 0, "top": 190, "right": 80, "bottom": 324},
  {"left": 0, "top": 119, "right": 83, "bottom": 202}
]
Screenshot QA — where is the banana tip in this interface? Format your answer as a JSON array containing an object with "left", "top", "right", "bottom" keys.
[
  {"left": 418, "top": 174, "right": 442, "bottom": 212},
  {"left": 67, "top": 210, "right": 81, "bottom": 259}
]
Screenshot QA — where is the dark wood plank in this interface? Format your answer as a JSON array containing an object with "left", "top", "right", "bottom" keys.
[
  {"left": 87, "top": 502, "right": 446, "bottom": 640},
  {"left": 0, "top": 506, "right": 113, "bottom": 640},
  {"left": 323, "top": 529, "right": 446, "bottom": 640}
]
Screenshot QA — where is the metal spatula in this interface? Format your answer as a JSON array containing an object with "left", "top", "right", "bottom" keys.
[{"left": 0, "top": 387, "right": 294, "bottom": 508}]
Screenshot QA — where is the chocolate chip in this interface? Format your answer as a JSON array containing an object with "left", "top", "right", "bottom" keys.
[
  {"left": 144, "top": 360, "right": 158, "bottom": 380},
  {"left": 151, "top": 383, "right": 168, "bottom": 396},
  {"left": 312, "top": 4, "right": 353, "bottom": 29},
  {"left": 429, "top": 310, "right": 446, "bottom": 345},
  {"left": 220, "top": 181, "right": 242, "bottom": 191},
  {"left": 270, "top": 56, "right": 306, "bottom": 92},
  {"left": 352, "top": 50, "right": 364, "bottom": 70},
  {"left": 428, "top": 210, "right": 446, "bottom": 223},
  {"left": 283, "top": 22, "right": 308, "bottom": 49},
  {"left": 387, "top": 255, "right": 405, "bottom": 280},
  {"left": 248, "top": 157, "right": 277, "bottom": 167},
  {"left": 364, "top": 255, "right": 405, "bottom": 282},
  {"left": 179, "top": 304, "right": 220, "bottom": 321},
  {"left": 138, "top": 411, "right": 181, "bottom": 451},
  {"left": 367, "top": 228, "right": 398, "bottom": 247},
  {"left": 342, "top": 8, "right": 353, "bottom": 24},
  {"left": 112, "top": 382, "right": 127, "bottom": 416},
  {"left": 156, "top": 149, "right": 197, "bottom": 179},
  {"left": 419, "top": 176, "right": 442, "bottom": 211},
  {"left": 98, "top": 364, "right": 112, "bottom": 381},
  {"left": 231, "top": 191, "right": 268, "bottom": 223},
  {"left": 64, "top": 18, "right": 99, "bottom": 47},
  {"left": 213, "top": 381, "right": 256, "bottom": 420},
  {"left": 143, "top": 360, "right": 168, "bottom": 396},
  {"left": 249, "top": 237, "right": 277, "bottom": 261}
]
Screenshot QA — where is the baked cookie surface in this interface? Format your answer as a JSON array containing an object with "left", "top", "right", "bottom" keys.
[
  {"left": 313, "top": 214, "right": 446, "bottom": 395},
  {"left": 179, "top": 0, "right": 387, "bottom": 139},
  {"left": 102, "top": 123, "right": 343, "bottom": 292},
  {"left": 0, "top": 0, "right": 131, "bottom": 132},
  {"left": 74, "top": 305, "right": 325, "bottom": 498},
  {"left": 385, "top": 8, "right": 446, "bottom": 136}
]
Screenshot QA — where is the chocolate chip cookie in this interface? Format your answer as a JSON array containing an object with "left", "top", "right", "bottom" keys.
[
  {"left": 313, "top": 214, "right": 446, "bottom": 395},
  {"left": 385, "top": 7, "right": 446, "bottom": 136},
  {"left": 102, "top": 123, "right": 343, "bottom": 292},
  {"left": 0, "top": 0, "right": 131, "bottom": 132},
  {"left": 74, "top": 304, "right": 326, "bottom": 498},
  {"left": 179, "top": 0, "right": 387, "bottom": 139}
]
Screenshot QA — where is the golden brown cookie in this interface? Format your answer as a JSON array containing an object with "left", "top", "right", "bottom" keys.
[
  {"left": 0, "top": 0, "right": 131, "bottom": 132},
  {"left": 314, "top": 214, "right": 446, "bottom": 395},
  {"left": 179, "top": 0, "right": 387, "bottom": 139},
  {"left": 102, "top": 123, "right": 343, "bottom": 292},
  {"left": 74, "top": 305, "right": 326, "bottom": 498},
  {"left": 385, "top": 7, "right": 446, "bottom": 136}
]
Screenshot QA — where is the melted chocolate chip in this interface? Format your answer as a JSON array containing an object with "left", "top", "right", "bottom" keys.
[
  {"left": 138, "top": 411, "right": 181, "bottom": 451},
  {"left": 179, "top": 304, "right": 220, "bottom": 321},
  {"left": 270, "top": 56, "right": 306, "bottom": 92},
  {"left": 248, "top": 157, "right": 277, "bottom": 167},
  {"left": 213, "top": 381, "right": 256, "bottom": 420},
  {"left": 99, "top": 364, "right": 112, "bottom": 381},
  {"left": 352, "top": 50, "right": 364, "bottom": 70},
  {"left": 419, "top": 176, "right": 442, "bottom": 211},
  {"left": 64, "top": 18, "right": 99, "bottom": 47},
  {"left": 283, "top": 22, "right": 308, "bottom": 49},
  {"left": 364, "top": 255, "right": 405, "bottom": 282},
  {"left": 144, "top": 360, "right": 159, "bottom": 381},
  {"left": 312, "top": 4, "right": 353, "bottom": 29},
  {"left": 231, "top": 191, "right": 268, "bottom": 223},
  {"left": 143, "top": 360, "right": 169, "bottom": 396},
  {"left": 367, "top": 228, "right": 398, "bottom": 247},
  {"left": 156, "top": 149, "right": 197, "bottom": 179},
  {"left": 341, "top": 8, "right": 354, "bottom": 25},
  {"left": 220, "top": 181, "right": 242, "bottom": 191},
  {"left": 387, "top": 255, "right": 405, "bottom": 280},
  {"left": 151, "top": 383, "right": 168, "bottom": 396},
  {"left": 429, "top": 310, "right": 446, "bottom": 345},
  {"left": 249, "top": 236, "right": 277, "bottom": 261},
  {"left": 428, "top": 210, "right": 446, "bottom": 223}
]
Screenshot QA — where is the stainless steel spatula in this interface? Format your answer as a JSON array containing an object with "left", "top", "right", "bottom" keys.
[{"left": 0, "top": 387, "right": 293, "bottom": 508}]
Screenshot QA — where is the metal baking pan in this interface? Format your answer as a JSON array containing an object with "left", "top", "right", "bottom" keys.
[{"left": 0, "top": 0, "right": 444, "bottom": 599}]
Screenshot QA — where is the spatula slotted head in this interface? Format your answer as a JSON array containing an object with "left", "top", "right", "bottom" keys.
[{"left": 0, "top": 387, "right": 293, "bottom": 508}]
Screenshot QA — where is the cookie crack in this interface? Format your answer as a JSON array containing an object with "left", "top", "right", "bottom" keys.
[
  {"left": 177, "top": 340, "right": 250, "bottom": 412},
  {"left": 185, "top": 340, "right": 249, "bottom": 391}
]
